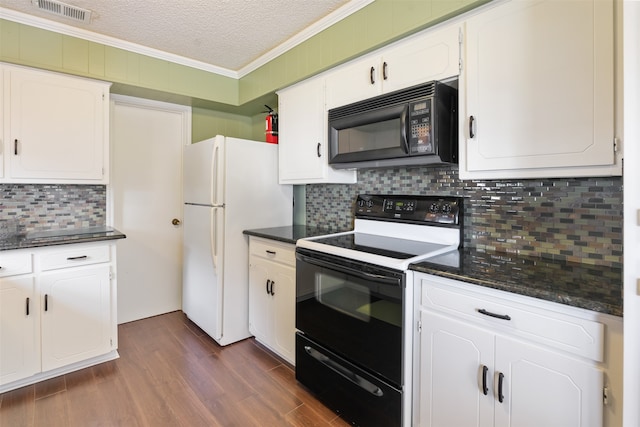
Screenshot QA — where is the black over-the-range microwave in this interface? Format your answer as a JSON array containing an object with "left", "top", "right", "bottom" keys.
[{"left": 328, "top": 80, "right": 458, "bottom": 169}]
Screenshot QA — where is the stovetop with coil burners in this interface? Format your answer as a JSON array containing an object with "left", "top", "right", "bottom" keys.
[{"left": 297, "top": 194, "right": 463, "bottom": 270}]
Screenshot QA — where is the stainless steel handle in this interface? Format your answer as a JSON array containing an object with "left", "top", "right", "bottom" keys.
[
  {"left": 172, "top": 218, "right": 181, "bottom": 226},
  {"left": 383, "top": 61, "right": 388, "bottom": 80}
]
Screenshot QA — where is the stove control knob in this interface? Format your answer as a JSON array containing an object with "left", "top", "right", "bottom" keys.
[
  {"left": 367, "top": 200, "right": 374, "bottom": 208},
  {"left": 429, "top": 203, "right": 440, "bottom": 213},
  {"left": 441, "top": 203, "right": 452, "bottom": 214}
]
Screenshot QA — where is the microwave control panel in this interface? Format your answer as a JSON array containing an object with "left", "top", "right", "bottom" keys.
[{"left": 408, "top": 99, "right": 434, "bottom": 155}]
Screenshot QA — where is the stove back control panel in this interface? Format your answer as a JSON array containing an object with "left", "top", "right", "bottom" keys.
[{"left": 355, "top": 194, "right": 463, "bottom": 225}]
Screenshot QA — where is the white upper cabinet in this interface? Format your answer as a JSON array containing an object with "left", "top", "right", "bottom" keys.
[
  {"left": 2, "top": 63, "right": 111, "bottom": 184},
  {"left": 326, "top": 23, "right": 461, "bottom": 110},
  {"left": 459, "top": 0, "right": 620, "bottom": 179},
  {"left": 277, "top": 77, "right": 356, "bottom": 184},
  {"left": 0, "top": 66, "right": 4, "bottom": 180}
]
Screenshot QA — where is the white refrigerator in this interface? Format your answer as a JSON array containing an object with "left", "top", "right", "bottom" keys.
[{"left": 182, "top": 135, "right": 292, "bottom": 346}]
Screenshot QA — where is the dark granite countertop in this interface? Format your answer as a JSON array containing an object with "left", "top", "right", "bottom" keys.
[
  {"left": 0, "top": 227, "right": 127, "bottom": 251},
  {"left": 243, "top": 225, "right": 347, "bottom": 245},
  {"left": 243, "top": 226, "right": 623, "bottom": 317},
  {"left": 411, "top": 249, "right": 623, "bottom": 317}
]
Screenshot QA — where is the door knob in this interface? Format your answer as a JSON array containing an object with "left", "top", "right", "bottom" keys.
[{"left": 172, "top": 218, "right": 181, "bottom": 226}]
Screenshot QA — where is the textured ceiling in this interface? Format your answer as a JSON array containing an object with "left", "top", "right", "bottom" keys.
[{"left": 0, "top": 0, "right": 356, "bottom": 73}]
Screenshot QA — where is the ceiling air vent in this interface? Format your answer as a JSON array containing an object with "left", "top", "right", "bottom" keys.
[{"left": 31, "top": 0, "right": 92, "bottom": 23}]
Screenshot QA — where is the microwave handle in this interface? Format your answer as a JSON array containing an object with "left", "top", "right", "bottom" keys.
[{"left": 401, "top": 105, "right": 410, "bottom": 153}]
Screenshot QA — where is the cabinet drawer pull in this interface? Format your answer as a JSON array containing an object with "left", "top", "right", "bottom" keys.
[
  {"left": 469, "top": 115, "right": 476, "bottom": 139},
  {"left": 67, "top": 255, "right": 88, "bottom": 261},
  {"left": 481, "top": 365, "right": 488, "bottom": 395},
  {"left": 44, "top": 294, "right": 49, "bottom": 312},
  {"left": 498, "top": 372, "right": 505, "bottom": 403},
  {"left": 14, "top": 139, "right": 18, "bottom": 155},
  {"left": 265, "top": 250, "right": 276, "bottom": 255},
  {"left": 317, "top": 142, "right": 321, "bottom": 158},
  {"left": 383, "top": 61, "right": 388, "bottom": 80},
  {"left": 26, "top": 297, "right": 30, "bottom": 316},
  {"left": 477, "top": 308, "right": 511, "bottom": 321},
  {"left": 270, "top": 281, "right": 275, "bottom": 296},
  {"left": 370, "top": 66, "right": 375, "bottom": 85},
  {"left": 266, "top": 279, "right": 271, "bottom": 295}
]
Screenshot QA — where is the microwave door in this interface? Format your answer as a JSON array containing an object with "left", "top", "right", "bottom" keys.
[{"left": 329, "top": 104, "right": 408, "bottom": 166}]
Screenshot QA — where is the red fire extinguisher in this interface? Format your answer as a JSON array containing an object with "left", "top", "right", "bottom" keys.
[{"left": 265, "top": 105, "right": 278, "bottom": 144}]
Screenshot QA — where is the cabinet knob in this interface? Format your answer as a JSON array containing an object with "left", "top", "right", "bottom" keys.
[{"left": 172, "top": 218, "right": 181, "bottom": 226}]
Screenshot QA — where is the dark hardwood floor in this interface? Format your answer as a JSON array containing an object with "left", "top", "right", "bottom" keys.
[{"left": 0, "top": 311, "right": 351, "bottom": 426}]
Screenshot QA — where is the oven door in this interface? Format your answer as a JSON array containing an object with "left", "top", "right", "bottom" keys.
[{"left": 295, "top": 247, "right": 405, "bottom": 386}]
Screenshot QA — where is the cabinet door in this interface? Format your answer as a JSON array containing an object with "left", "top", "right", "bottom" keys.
[
  {"left": 248, "top": 256, "right": 272, "bottom": 345},
  {"left": 418, "top": 310, "right": 494, "bottom": 427},
  {"left": 278, "top": 78, "right": 355, "bottom": 184},
  {"left": 0, "top": 276, "right": 39, "bottom": 385},
  {"left": 494, "top": 336, "right": 603, "bottom": 427},
  {"left": 381, "top": 24, "right": 460, "bottom": 94},
  {"left": 7, "top": 66, "right": 108, "bottom": 182},
  {"left": 40, "top": 265, "right": 112, "bottom": 371},
  {"left": 461, "top": 0, "right": 616, "bottom": 178},
  {"left": 0, "top": 65, "right": 5, "bottom": 180},
  {"left": 278, "top": 77, "right": 326, "bottom": 182},
  {"left": 270, "top": 262, "right": 295, "bottom": 364},
  {"left": 325, "top": 55, "right": 381, "bottom": 110}
]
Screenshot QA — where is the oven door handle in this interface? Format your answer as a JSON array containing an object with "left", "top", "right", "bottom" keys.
[
  {"left": 304, "top": 345, "right": 384, "bottom": 397},
  {"left": 296, "top": 253, "right": 401, "bottom": 286}
]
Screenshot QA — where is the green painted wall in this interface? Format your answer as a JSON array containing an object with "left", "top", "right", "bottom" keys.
[{"left": 1, "top": 0, "right": 488, "bottom": 135}]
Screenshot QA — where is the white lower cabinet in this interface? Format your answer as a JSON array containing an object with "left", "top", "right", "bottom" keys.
[
  {"left": 415, "top": 273, "right": 620, "bottom": 427},
  {"left": 0, "top": 252, "right": 38, "bottom": 386},
  {"left": 40, "top": 265, "right": 112, "bottom": 371},
  {"left": 0, "top": 242, "right": 118, "bottom": 392},
  {"left": 248, "top": 237, "right": 296, "bottom": 365}
]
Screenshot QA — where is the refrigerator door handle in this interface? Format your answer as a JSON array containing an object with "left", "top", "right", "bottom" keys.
[
  {"left": 211, "top": 208, "right": 218, "bottom": 269},
  {"left": 212, "top": 144, "right": 219, "bottom": 205}
]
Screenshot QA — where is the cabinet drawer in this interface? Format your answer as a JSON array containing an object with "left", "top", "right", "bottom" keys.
[
  {"left": 420, "top": 276, "right": 604, "bottom": 362},
  {"left": 39, "top": 244, "right": 110, "bottom": 271},
  {"left": 0, "top": 252, "right": 33, "bottom": 277},
  {"left": 249, "top": 238, "right": 295, "bottom": 266}
]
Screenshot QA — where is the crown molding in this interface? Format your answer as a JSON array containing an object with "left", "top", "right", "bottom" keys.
[
  {"left": 237, "top": 0, "right": 373, "bottom": 77},
  {"left": 0, "top": 0, "right": 373, "bottom": 80}
]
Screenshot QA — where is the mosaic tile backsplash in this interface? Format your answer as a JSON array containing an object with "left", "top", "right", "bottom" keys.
[
  {"left": 1, "top": 184, "right": 106, "bottom": 234},
  {"left": 305, "top": 165, "right": 623, "bottom": 268}
]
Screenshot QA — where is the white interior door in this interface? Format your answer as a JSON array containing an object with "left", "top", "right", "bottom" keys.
[{"left": 109, "top": 95, "right": 191, "bottom": 323}]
